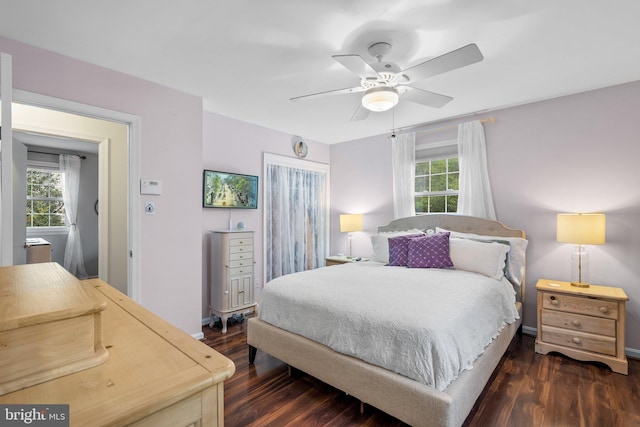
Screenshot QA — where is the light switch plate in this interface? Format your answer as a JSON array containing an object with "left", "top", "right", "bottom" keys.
[{"left": 141, "top": 179, "right": 162, "bottom": 195}]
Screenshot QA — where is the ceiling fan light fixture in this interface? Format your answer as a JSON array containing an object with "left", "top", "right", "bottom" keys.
[{"left": 362, "top": 87, "right": 399, "bottom": 112}]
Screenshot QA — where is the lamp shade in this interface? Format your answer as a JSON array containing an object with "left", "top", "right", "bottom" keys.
[
  {"left": 557, "top": 213, "right": 606, "bottom": 245},
  {"left": 340, "top": 214, "right": 363, "bottom": 233},
  {"left": 362, "top": 87, "right": 399, "bottom": 112}
]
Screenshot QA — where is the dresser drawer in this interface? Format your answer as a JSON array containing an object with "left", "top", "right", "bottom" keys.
[
  {"left": 540, "top": 309, "right": 615, "bottom": 337},
  {"left": 230, "top": 259, "right": 252, "bottom": 268},
  {"left": 229, "top": 266, "right": 252, "bottom": 276},
  {"left": 541, "top": 292, "right": 618, "bottom": 319},
  {"left": 540, "top": 325, "right": 616, "bottom": 356},
  {"left": 229, "top": 244, "right": 253, "bottom": 254},
  {"left": 230, "top": 237, "right": 253, "bottom": 246},
  {"left": 230, "top": 252, "right": 252, "bottom": 261}
]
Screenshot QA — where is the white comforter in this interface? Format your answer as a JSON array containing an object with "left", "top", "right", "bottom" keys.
[{"left": 259, "top": 262, "right": 519, "bottom": 391}]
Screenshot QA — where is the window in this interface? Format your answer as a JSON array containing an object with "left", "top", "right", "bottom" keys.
[
  {"left": 26, "top": 166, "right": 66, "bottom": 228},
  {"left": 415, "top": 157, "right": 459, "bottom": 213}
]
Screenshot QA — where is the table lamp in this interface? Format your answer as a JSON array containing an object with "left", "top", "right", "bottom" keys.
[
  {"left": 340, "top": 214, "right": 362, "bottom": 258},
  {"left": 557, "top": 213, "right": 606, "bottom": 287}
]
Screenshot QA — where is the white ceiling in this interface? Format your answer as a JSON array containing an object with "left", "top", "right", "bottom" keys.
[{"left": 1, "top": 1, "right": 638, "bottom": 144}]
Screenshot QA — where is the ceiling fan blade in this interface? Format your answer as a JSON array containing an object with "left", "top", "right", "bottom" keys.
[
  {"left": 333, "top": 54, "right": 380, "bottom": 80},
  {"left": 402, "top": 43, "right": 483, "bottom": 83},
  {"left": 290, "top": 86, "right": 365, "bottom": 102},
  {"left": 401, "top": 86, "right": 453, "bottom": 108},
  {"left": 350, "top": 103, "right": 370, "bottom": 122}
]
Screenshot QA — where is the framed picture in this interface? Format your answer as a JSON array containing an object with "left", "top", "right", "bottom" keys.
[{"left": 203, "top": 170, "right": 258, "bottom": 209}]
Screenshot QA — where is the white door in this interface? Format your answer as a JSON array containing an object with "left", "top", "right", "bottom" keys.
[
  {"left": 1, "top": 52, "right": 14, "bottom": 265},
  {"left": 12, "top": 139, "right": 27, "bottom": 264}
]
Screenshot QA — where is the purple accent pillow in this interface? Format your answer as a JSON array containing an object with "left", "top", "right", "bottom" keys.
[
  {"left": 387, "top": 234, "right": 423, "bottom": 266},
  {"left": 407, "top": 232, "right": 454, "bottom": 269}
]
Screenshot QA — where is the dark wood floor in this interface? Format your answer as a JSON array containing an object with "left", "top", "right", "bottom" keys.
[{"left": 203, "top": 320, "right": 640, "bottom": 427}]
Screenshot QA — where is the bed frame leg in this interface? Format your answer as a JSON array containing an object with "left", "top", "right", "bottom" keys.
[
  {"left": 360, "top": 401, "right": 365, "bottom": 414},
  {"left": 517, "top": 324, "right": 523, "bottom": 337},
  {"left": 248, "top": 345, "right": 257, "bottom": 364}
]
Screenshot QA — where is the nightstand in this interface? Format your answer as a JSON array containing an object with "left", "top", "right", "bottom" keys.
[
  {"left": 324, "top": 256, "right": 368, "bottom": 266},
  {"left": 535, "top": 279, "right": 628, "bottom": 374}
]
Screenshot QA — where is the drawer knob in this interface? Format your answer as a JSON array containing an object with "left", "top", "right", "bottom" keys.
[
  {"left": 572, "top": 337, "right": 582, "bottom": 345},
  {"left": 599, "top": 306, "right": 610, "bottom": 314},
  {"left": 571, "top": 320, "right": 581, "bottom": 327},
  {"left": 550, "top": 298, "right": 559, "bottom": 306}
]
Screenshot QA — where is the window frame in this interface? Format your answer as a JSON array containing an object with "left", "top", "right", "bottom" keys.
[
  {"left": 414, "top": 139, "right": 459, "bottom": 214},
  {"left": 26, "top": 160, "right": 69, "bottom": 236}
]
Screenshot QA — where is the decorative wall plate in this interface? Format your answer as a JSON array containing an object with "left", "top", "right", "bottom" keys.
[{"left": 292, "top": 137, "right": 308, "bottom": 158}]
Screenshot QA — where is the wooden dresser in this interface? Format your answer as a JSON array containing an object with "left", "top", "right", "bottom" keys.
[
  {"left": 0, "top": 263, "right": 235, "bottom": 426},
  {"left": 209, "top": 231, "right": 257, "bottom": 333},
  {"left": 535, "top": 278, "right": 628, "bottom": 374}
]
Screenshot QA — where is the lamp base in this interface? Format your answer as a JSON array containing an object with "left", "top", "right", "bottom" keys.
[{"left": 571, "top": 281, "right": 590, "bottom": 288}]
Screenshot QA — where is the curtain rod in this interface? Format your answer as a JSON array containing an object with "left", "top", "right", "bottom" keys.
[
  {"left": 415, "top": 117, "right": 496, "bottom": 135},
  {"left": 407, "top": 117, "right": 496, "bottom": 136},
  {"left": 28, "top": 149, "right": 86, "bottom": 159}
]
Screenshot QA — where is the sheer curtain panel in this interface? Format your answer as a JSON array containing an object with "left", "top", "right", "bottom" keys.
[
  {"left": 264, "top": 155, "right": 329, "bottom": 282},
  {"left": 392, "top": 132, "right": 416, "bottom": 219},
  {"left": 456, "top": 120, "right": 496, "bottom": 220},
  {"left": 60, "top": 154, "right": 88, "bottom": 278}
]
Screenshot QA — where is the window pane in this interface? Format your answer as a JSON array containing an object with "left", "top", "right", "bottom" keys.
[
  {"left": 431, "top": 174, "right": 446, "bottom": 192},
  {"left": 415, "top": 162, "right": 429, "bottom": 175},
  {"left": 448, "top": 172, "right": 459, "bottom": 190},
  {"left": 51, "top": 201, "right": 65, "bottom": 214},
  {"left": 448, "top": 158, "right": 459, "bottom": 172},
  {"left": 31, "top": 184, "right": 48, "bottom": 198},
  {"left": 415, "top": 196, "right": 429, "bottom": 213},
  {"left": 447, "top": 195, "right": 458, "bottom": 213},
  {"left": 33, "top": 200, "right": 49, "bottom": 213},
  {"left": 430, "top": 196, "right": 445, "bottom": 212},
  {"left": 32, "top": 214, "right": 49, "bottom": 227},
  {"left": 431, "top": 159, "right": 446, "bottom": 174},
  {"left": 415, "top": 176, "right": 428, "bottom": 192},
  {"left": 26, "top": 214, "right": 32, "bottom": 227},
  {"left": 51, "top": 214, "right": 66, "bottom": 227}
]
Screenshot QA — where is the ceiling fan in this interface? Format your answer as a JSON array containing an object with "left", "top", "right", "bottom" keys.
[{"left": 290, "top": 42, "right": 483, "bottom": 121}]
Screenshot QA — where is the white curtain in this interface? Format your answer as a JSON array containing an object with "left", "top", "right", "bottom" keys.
[
  {"left": 265, "top": 162, "right": 328, "bottom": 282},
  {"left": 457, "top": 120, "right": 496, "bottom": 220},
  {"left": 60, "top": 154, "right": 88, "bottom": 278},
  {"left": 392, "top": 132, "right": 416, "bottom": 219}
]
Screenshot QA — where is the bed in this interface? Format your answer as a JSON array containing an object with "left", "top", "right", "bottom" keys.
[{"left": 248, "top": 214, "right": 527, "bottom": 427}]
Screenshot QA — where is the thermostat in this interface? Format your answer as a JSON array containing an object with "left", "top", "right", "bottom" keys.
[{"left": 140, "top": 179, "right": 162, "bottom": 195}]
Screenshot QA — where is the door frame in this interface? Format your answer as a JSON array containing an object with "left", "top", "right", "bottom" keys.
[{"left": 12, "top": 89, "right": 142, "bottom": 302}]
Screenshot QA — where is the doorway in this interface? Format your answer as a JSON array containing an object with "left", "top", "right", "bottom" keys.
[{"left": 5, "top": 94, "right": 140, "bottom": 298}]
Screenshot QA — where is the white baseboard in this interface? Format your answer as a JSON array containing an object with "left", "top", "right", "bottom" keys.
[
  {"left": 202, "top": 316, "right": 213, "bottom": 326},
  {"left": 520, "top": 325, "right": 640, "bottom": 359},
  {"left": 192, "top": 331, "right": 204, "bottom": 340}
]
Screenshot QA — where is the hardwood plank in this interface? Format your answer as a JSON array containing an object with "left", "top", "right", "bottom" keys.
[{"left": 203, "top": 319, "right": 640, "bottom": 426}]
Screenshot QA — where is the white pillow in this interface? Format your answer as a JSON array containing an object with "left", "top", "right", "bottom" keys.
[
  {"left": 370, "top": 229, "right": 424, "bottom": 263},
  {"left": 437, "top": 227, "right": 528, "bottom": 286},
  {"left": 449, "top": 238, "right": 510, "bottom": 279}
]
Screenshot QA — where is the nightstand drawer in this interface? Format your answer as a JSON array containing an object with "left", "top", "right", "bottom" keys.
[
  {"left": 541, "top": 292, "right": 618, "bottom": 319},
  {"left": 541, "top": 309, "right": 616, "bottom": 337},
  {"left": 540, "top": 325, "right": 616, "bottom": 356}
]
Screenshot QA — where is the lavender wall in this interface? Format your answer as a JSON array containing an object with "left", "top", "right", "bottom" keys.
[
  {"left": 1, "top": 36, "right": 204, "bottom": 336},
  {"left": 330, "top": 80, "right": 640, "bottom": 352},
  {"left": 201, "top": 112, "right": 330, "bottom": 319}
]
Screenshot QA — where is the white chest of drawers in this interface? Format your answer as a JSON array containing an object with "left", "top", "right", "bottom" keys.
[
  {"left": 535, "top": 279, "right": 628, "bottom": 374},
  {"left": 209, "top": 230, "right": 257, "bottom": 333}
]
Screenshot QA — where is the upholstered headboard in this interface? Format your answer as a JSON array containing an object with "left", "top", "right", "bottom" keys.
[{"left": 378, "top": 214, "right": 525, "bottom": 239}]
